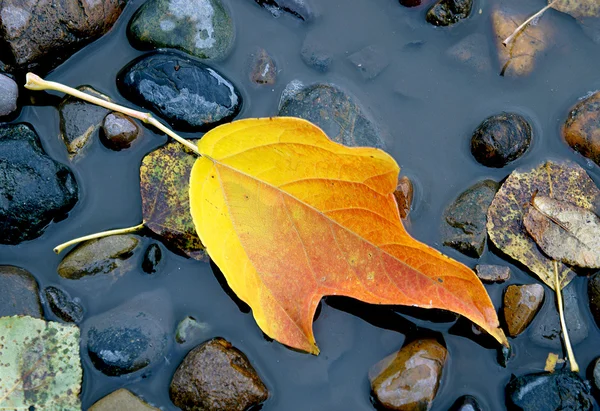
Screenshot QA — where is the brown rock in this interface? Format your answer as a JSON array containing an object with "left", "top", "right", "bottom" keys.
[
  {"left": 101, "top": 112, "right": 141, "bottom": 151},
  {"left": 475, "top": 264, "right": 511, "bottom": 283},
  {"left": 249, "top": 48, "right": 277, "bottom": 86},
  {"left": 0, "top": 265, "right": 42, "bottom": 318},
  {"left": 563, "top": 91, "right": 600, "bottom": 165},
  {"left": 0, "top": 0, "right": 126, "bottom": 73},
  {"left": 394, "top": 176, "right": 414, "bottom": 219},
  {"left": 89, "top": 389, "right": 159, "bottom": 411},
  {"left": 170, "top": 337, "right": 269, "bottom": 411},
  {"left": 503, "top": 284, "right": 544, "bottom": 337},
  {"left": 369, "top": 339, "right": 447, "bottom": 411}
]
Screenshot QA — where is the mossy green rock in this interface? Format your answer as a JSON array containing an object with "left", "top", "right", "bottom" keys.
[{"left": 128, "top": 0, "right": 234, "bottom": 61}]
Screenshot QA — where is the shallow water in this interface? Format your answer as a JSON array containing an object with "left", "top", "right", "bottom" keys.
[{"left": 2, "top": 0, "right": 600, "bottom": 409}]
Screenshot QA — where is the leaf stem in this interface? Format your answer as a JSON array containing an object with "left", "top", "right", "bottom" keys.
[
  {"left": 24, "top": 73, "right": 202, "bottom": 156},
  {"left": 502, "top": 4, "right": 552, "bottom": 46},
  {"left": 554, "top": 260, "right": 579, "bottom": 372},
  {"left": 53, "top": 221, "right": 146, "bottom": 254}
]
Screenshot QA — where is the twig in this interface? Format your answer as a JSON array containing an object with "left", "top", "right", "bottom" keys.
[
  {"left": 554, "top": 260, "right": 579, "bottom": 372},
  {"left": 53, "top": 222, "right": 146, "bottom": 254},
  {"left": 503, "top": 4, "right": 552, "bottom": 46}
]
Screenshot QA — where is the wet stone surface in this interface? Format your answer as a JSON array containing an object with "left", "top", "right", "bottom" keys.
[
  {"left": 118, "top": 51, "right": 242, "bottom": 131},
  {"left": 89, "top": 388, "right": 160, "bottom": 411},
  {"left": 128, "top": 0, "right": 235, "bottom": 61},
  {"left": 170, "top": 337, "right": 269, "bottom": 411},
  {"left": 475, "top": 264, "right": 511, "bottom": 283},
  {"left": 426, "top": 0, "right": 473, "bottom": 26},
  {"left": 0, "top": 123, "right": 78, "bottom": 245},
  {"left": 592, "top": 358, "right": 600, "bottom": 393},
  {"left": 252, "top": 0, "right": 313, "bottom": 21},
  {"left": 449, "top": 395, "right": 483, "bottom": 411},
  {"left": 589, "top": 272, "right": 600, "bottom": 328},
  {"left": 301, "top": 34, "right": 333, "bottom": 73},
  {"left": 563, "top": 91, "right": 600, "bottom": 166},
  {"left": 369, "top": 339, "right": 448, "bottom": 411},
  {"left": 0, "top": 265, "right": 42, "bottom": 318},
  {"left": 441, "top": 179, "right": 499, "bottom": 258},
  {"left": 0, "top": 73, "right": 18, "bottom": 117},
  {"left": 248, "top": 48, "right": 277, "bottom": 85},
  {"left": 503, "top": 284, "right": 544, "bottom": 337},
  {"left": 101, "top": 112, "right": 141, "bottom": 151},
  {"left": 470, "top": 112, "right": 532, "bottom": 168},
  {"left": 44, "top": 286, "right": 84, "bottom": 323}
]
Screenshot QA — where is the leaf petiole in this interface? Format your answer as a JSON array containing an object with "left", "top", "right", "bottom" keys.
[
  {"left": 24, "top": 73, "right": 202, "bottom": 156},
  {"left": 502, "top": 3, "right": 553, "bottom": 46},
  {"left": 53, "top": 221, "right": 146, "bottom": 254},
  {"left": 553, "top": 260, "right": 579, "bottom": 372}
]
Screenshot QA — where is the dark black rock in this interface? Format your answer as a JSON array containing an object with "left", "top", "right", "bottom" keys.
[
  {"left": 589, "top": 272, "right": 600, "bottom": 328},
  {"left": 0, "top": 74, "right": 18, "bottom": 117},
  {"left": 0, "top": 123, "right": 78, "bottom": 244},
  {"left": 0, "top": 265, "right": 43, "bottom": 318},
  {"left": 142, "top": 243, "right": 163, "bottom": 274},
  {"left": 426, "top": 0, "right": 473, "bottom": 26},
  {"left": 470, "top": 112, "right": 532, "bottom": 168},
  {"left": 117, "top": 51, "right": 242, "bottom": 131},
  {"left": 278, "top": 82, "right": 385, "bottom": 148},
  {"left": 399, "top": 0, "right": 422, "bottom": 7},
  {"left": 84, "top": 291, "right": 171, "bottom": 376},
  {"left": 252, "top": 0, "right": 313, "bottom": 21},
  {"left": 450, "top": 395, "right": 483, "bottom": 411},
  {"left": 441, "top": 179, "right": 499, "bottom": 257},
  {"left": 44, "top": 286, "right": 84, "bottom": 323},
  {"left": 497, "top": 344, "right": 513, "bottom": 368},
  {"left": 101, "top": 112, "right": 141, "bottom": 151},
  {"left": 506, "top": 371, "right": 594, "bottom": 411}
]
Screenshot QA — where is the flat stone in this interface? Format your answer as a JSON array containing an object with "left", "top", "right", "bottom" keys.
[
  {"left": 0, "top": 265, "right": 42, "bottom": 318},
  {"left": 0, "top": 0, "right": 126, "bottom": 73},
  {"left": 117, "top": 51, "right": 242, "bottom": 131},
  {"left": 503, "top": 284, "right": 544, "bottom": 337},
  {"left": 0, "top": 74, "right": 18, "bottom": 117},
  {"left": 44, "top": 286, "right": 84, "bottom": 323},
  {"left": 101, "top": 112, "right": 141, "bottom": 151},
  {"left": 89, "top": 389, "right": 160, "bottom": 411},
  {"left": 128, "top": 0, "right": 234, "bottom": 61},
  {"left": 563, "top": 91, "right": 600, "bottom": 166},
  {"left": 248, "top": 48, "right": 277, "bottom": 85},
  {"left": 170, "top": 337, "right": 269, "bottom": 411},
  {"left": 369, "top": 339, "right": 448, "bottom": 411},
  {"left": 475, "top": 264, "right": 511, "bottom": 283},
  {"left": 278, "top": 82, "right": 385, "bottom": 148},
  {"left": 589, "top": 272, "right": 600, "bottom": 328},
  {"left": 348, "top": 45, "right": 390, "bottom": 80},
  {"left": 506, "top": 371, "right": 593, "bottom": 411},
  {"left": 59, "top": 86, "right": 112, "bottom": 159},
  {"left": 426, "top": 0, "right": 473, "bottom": 26},
  {"left": 0, "top": 123, "right": 78, "bottom": 244},
  {"left": 441, "top": 179, "right": 499, "bottom": 258}
]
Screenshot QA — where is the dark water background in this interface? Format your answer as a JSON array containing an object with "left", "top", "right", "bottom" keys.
[{"left": 2, "top": 0, "right": 600, "bottom": 409}]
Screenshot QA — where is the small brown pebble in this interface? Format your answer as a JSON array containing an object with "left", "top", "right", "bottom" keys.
[
  {"left": 101, "top": 112, "right": 141, "bottom": 150},
  {"left": 563, "top": 91, "right": 600, "bottom": 165},
  {"left": 394, "top": 176, "right": 414, "bottom": 219},
  {"left": 475, "top": 264, "right": 511, "bottom": 283},
  {"left": 503, "top": 284, "right": 544, "bottom": 337}
]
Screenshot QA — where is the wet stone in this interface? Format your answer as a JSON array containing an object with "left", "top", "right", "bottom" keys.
[
  {"left": 503, "top": 284, "right": 544, "bottom": 337},
  {"left": 142, "top": 243, "right": 163, "bottom": 274},
  {"left": 475, "top": 264, "right": 511, "bottom": 283},
  {"left": 0, "top": 0, "right": 126, "bottom": 73},
  {"left": 394, "top": 176, "right": 414, "bottom": 219},
  {"left": 175, "top": 316, "right": 211, "bottom": 345},
  {"left": 592, "top": 358, "right": 600, "bottom": 393},
  {"left": 589, "top": 272, "right": 600, "bottom": 328},
  {"left": 449, "top": 395, "right": 483, "bottom": 411},
  {"left": 399, "top": 0, "right": 423, "bottom": 7},
  {"left": 101, "top": 112, "right": 141, "bottom": 151},
  {"left": 128, "top": 0, "right": 234, "bottom": 61},
  {"left": 278, "top": 82, "right": 385, "bottom": 149},
  {"left": 531, "top": 283, "right": 588, "bottom": 349},
  {"left": 84, "top": 291, "right": 171, "bottom": 376},
  {"left": 441, "top": 179, "right": 499, "bottom": 258},
  {"left": 252, "top": 0, "right": 313, "bottom": 21},
  {"left": 248, "top": 48, "right": 277, "bottom": 85},
  {"left": 426, "top": 0, "right": 472, "bottom": 26},
  {"left": 0, "top": 74, "right": 18, "bottom": 117},
  {"left": 57, "top": 234, "right": 140, "bottom": 280},
  {"left": 471, "top": 112, "right": 532, "bottom": 168},
  {"left": 0, "top": 123, "right": 78, "bottom": 245},
  {"left": 447, "top": 33, "right": 492, "bottom": 73},
  {"left": 89, "top": 388, "right": 160, "bottom": 411},
  {"left": 506, "top": 371, "right": 594, "bottom": 411},
  {"left": 117, "top": 51, "right": 242, "bottom": 131},
  {"left": 348, "top": 45, "right": 390, "bottom": 80},
  {"left": 170, "top": 337, "right": 269, "bottom": 411},
  {"left": 301, "top": 35, "right": 333, "bottom": 73},
  {"left": 59, "top": 86, "right": 112, "bottom": 159},
  {"left": 563, "top": 91, "right": 600, "bottom": 166},
  {"left": 44, "top": 286, "right": 84, "bottom": 323},
  {"left": 369, "top": 339, "right": 448, "bottom": 411},
  {"left": 0, "top": 265, "right": 42, "bottom": 318}
]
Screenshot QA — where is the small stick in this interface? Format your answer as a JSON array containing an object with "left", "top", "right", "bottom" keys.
[
  {"left": 554, "top": 261, "right": 579, "bottom": 372},
  {"left": 53, "top": 222, "right": 147, "bottom": 254},
  {"left": 503, "top": 4, "right": 552, "bottom": 46},
  {"left": 24, "top": 73, "right": 202, "bottom": 156}
]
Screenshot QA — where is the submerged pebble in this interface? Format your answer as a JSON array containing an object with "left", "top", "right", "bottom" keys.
[
  {"left": 563, "top": 91, "right": 600, "bottom": 166},
  {"left": 0, "top": 265, "right": 42, "bottom": 318},
  {"left": 426, "top": 0, "right": 472, "bottom": 26},
  {"left": 175, "top": 316, "right": 211, "bottom": 345},
  {"left": 252, "top": 0, "right": 313, "bottom": 21},
  {"left": 450, "top": 395, "right": 483, "bottom": 411},
  {"left": 348, "top": 45, "right": 390, "bottom": 80},
  {"left": 475, "top": 264, "right": 511, "bottom": 283},
  {"left": 101, "top": 112, "right": 141, "bottom": 151},
  {"left": 44, "top": 286, "right": 84, "bottom": 323},
  {"left": 301, "top": 34, "right": 333, "bottom": 73},
  {"left": 0, "top": 74, "right": 18, "bottom": 117},
  {"left": 142, "top": 243, "right": 163, "bottom": 274},
  {"left": 503, "top": 284, "right": 544, "bottom": 337},
  {"left": 248, "top": 48, "right": 277, "bottom": 85},
  {"left": 394, "top": 176, "right": 414, "bottom": 219}
]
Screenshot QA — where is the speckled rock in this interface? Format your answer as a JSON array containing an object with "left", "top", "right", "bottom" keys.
[
  {"left": 44, "top": 286, "right": 84, "bottom": 323},
  {"left": 101, "top": 112, "right": 141, "bottom": 151},
  {"left": 506, "top": 371, "right": 594, "bottom": 411},
  {"left": 0, "top": 0, "right": 126, "bottom": 73},
  {"left": 589, "top": 272, "right": 600, "bottom": 328},
  {"left": 128, "top": 0, "right": 234, "bottom": 61},
  {"left": 278, "top": 82, "right": 385, "bottom": 148},
  {"left": 0, "top": 123, "right": 78, "bottom": 244},
  {"left": 369, "top": 339, "right": 448, "bottom": 411},
  {"left": 441, "top": 179, "right": 499, "bottom": 258},
  {"left": 170, "top": 337, "right": 269, "bottom": 411},
  {"left": 117, "top": 51, "right": 242, "bottom": 131},
  {"left": 449, "top": 395, "right": 483, "bottom": 411},
  {"left": 142, "top": 243, "right": 162, "bottom": 274},
  {"left": 0, "top": 74, "right": 18, "bottom": 117},
  {"left": 471, "top": 112, "right": 532, "bottom": 168},
  {"left": 426, "top": 0, "right": 472, "bottom": 26},
  {"left": 252, "top": 0, "right": 313, "bottom": 21},
  {"left": 563, "top": 91, "right": 600, "bottom": 166},
  {"left": 248, "top": 48, "right": 277, "bottom": 85},
  {"left": 0, "top": 265, "right": 42, "bottom": 318},
  {"left": 475, "top": 264, "right": 511, "bottom": 283},
  {"left": 57, "top": 234, "right": 140, "bottom": 280},
  {"left": 89, "top": 389, "right": 160, "bottom": 411},
  {"left": 348, "top": 45, "right": 390, "bottom": 80},
  {"left": 503, "top": 284, "right": 544, "bottom": 337},
  {"left": 83, "top": 291, "right": 171, "bottom": 376},
  {"left": 394, "top": 176, "right": 414, "bottom": 219}
]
